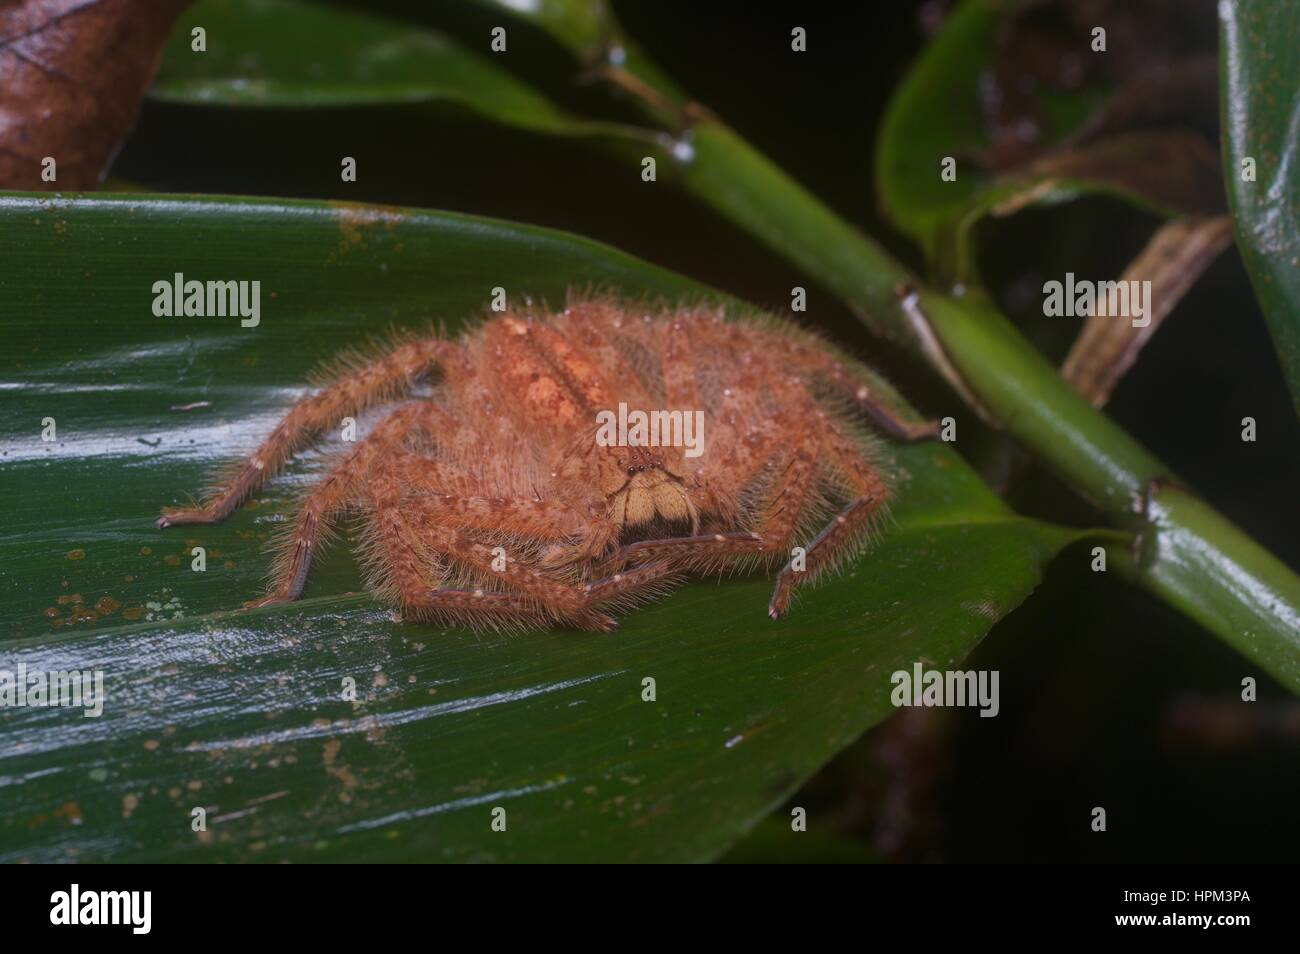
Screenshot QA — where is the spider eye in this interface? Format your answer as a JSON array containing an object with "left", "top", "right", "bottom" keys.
[{"left": 627, "top": 467, "right": 636, "bottom": 476}]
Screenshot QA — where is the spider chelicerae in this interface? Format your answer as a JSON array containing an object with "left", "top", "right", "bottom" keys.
[{"left": 156, "top": 296, "right": 937, "bottom": 632}]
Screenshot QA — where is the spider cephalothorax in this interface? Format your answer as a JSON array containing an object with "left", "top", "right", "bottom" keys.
[{"left": 156, "top": 296, "right": 936, "bottom": 632}]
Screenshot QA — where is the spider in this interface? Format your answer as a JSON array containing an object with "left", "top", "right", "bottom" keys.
[{"left": 155, "top": 296, "right": 938, "bottom": 632}]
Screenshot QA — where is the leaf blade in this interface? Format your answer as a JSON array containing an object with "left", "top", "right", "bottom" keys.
[
  {"left": 1220, "top": 0, "right": 1300, "bottom": 418},
  {"left": 0, "top": 191, "right": 1078, "bottom": 861},
  {"left": 152, "top": 0, "right": 580, "bottom": 134}
]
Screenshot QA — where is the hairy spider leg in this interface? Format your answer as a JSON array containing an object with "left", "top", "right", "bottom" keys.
[
  {"left": 592, "top": 366, "right": 889, "bottom": 620},
  {"left": 156, "top": 338, "right": 463, "bottom": 527},
  {"left": 388, "top": 449, "right": 579, "bottom": 536},
  {"left": 767, "top": 417, "right": 892, "bottom": 619},
  {"left": 249, "top": 402, "right": 442, "bottom": 608},
  {"left": 371, "top": 487, "right": 676, "bottom": 632},
  {"left": 729, "top": 321, "right": 940, "bottom": 442},
  {"left": 711, "top": 349, "right": 898, "bottom": 615}
]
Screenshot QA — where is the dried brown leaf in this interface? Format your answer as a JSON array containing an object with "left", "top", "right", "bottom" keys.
[
  {"left": 0, "top": 0, "right": 192, "bottom": 190},
  {"left": 993, "top": 129, "right": 1227, "bottom": 220},
  {"left": 1061, "top": 215, "right": 1235, "bottom": 407},
  {"left": 983, "top": 0, "right": 1219, "bottom": 168}
]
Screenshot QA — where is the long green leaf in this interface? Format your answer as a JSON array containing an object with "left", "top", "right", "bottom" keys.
[
  {"left": 0, "top": 192, "right": 1076, "bottom": 857},
  {"left": 0, "top": 193, "right": 1075, "bottom": 861},
  {"left": 153, "top": 0, "right": 608, "bottom": 136},
  {"left": 1220, "top": 0, "right": 1300, "bottom": 418},
  {"left": 141, "top": 0, "right": 1300, "bottom": 694},
  {"left": 465, "top": 0, "right": 610, "bottom": 59},
  {"left": 462, "top": 0, "right": 688, "bottom": 102},
  {"left": 144, "top": 0, "right": 1300, "bottom": 696}
]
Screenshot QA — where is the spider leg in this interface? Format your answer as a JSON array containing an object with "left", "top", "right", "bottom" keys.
[
  {"left": 404, "top": 590, "right": 559, "bottom": 633},
  {"left": 800, "top": 352, "right": 939, "bottom": 441},
  {"left": 596, "top": 530, "right": 766, "bottom": 574},
  {"left": 361, "top": 513, "right": 568, "bottom": 632},
  {"left": 847, "top": 385, "right": 941, "bottom": 442},
  {"left": 730, "top": 322, "right": 940, "bottom": 441},
  {"left": 404, "top": 502, "right": 671, "bottom": 631},
  {"left": 157, "top": 338, "right": 462, "bottom": 527},
  {"left": 395, "top": 560, "right": 677, "bottom": 634},
  {"left": 394, "top": 454, "right": 615, "bottom": 554},
  {"left": 682, "top": 364, "right": 791, "bottom": 525},
  {"left": 360, "top": 457, "right": 640, "bottom": 632},
  {"left": 441, "top": 533, "right": 676, "bottom": 631},
  {"left": 361, "top": 452, "right": 458, "bottom": 622},
  {"left": 766, "top": 422, "right": 890, "bottom": 619},
  {"left": 247, "top": 402, "right": 437, "bottom": 608}
]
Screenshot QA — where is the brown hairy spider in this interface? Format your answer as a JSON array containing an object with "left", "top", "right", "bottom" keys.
[{"left": 156, "top": 295, "right": 937, "bottom": 632}]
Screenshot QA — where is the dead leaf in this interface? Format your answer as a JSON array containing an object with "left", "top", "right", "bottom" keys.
[
  {"left": 1061, "top": 215, "right": 1235, "bottom": 407},
  {"left": 983, "top": 0, "right": 1219, "bottom": 169},
  {"left": 993, "top": 129, "right": 1227, "bottom": 220},
  {"left": 0, "top": 0, "right": 193, "bottom": 190},
  {"left": 1059, "top": 55, "right": 1220, "bottom": 150}
]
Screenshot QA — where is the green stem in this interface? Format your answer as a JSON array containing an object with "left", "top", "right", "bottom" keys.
[
  {"left": 676, "top": 122, "right": 1300, "bottom": 690},
  {"left": 516, "top": 14, "right": 1300, "bottom": 688}
]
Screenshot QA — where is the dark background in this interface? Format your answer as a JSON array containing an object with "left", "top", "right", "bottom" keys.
[{"left": 113, "top": 0, "right": 1300, "bottom": 862}]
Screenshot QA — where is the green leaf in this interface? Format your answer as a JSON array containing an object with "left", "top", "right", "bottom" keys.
[
  {"left": 465, "top": 0, "right": 612, "bottom": 59},
  {"left": 0, "top": 192, "right": 1077, "bottom": 861},
  {"left": 875, "top": 0, "right": 1007, "bottom": 254},
  {"left": 1220, "top": 0, "right": 1300, "bottom": 418},
  {"left": 152, "top": 0, "right": 595, "bottom": 136},
  {"left": 874, "top": 0, "right": 1219, "bottom": 282},
  {"left": 139, "top": 0, "right": 1300, "bottom": 705},
  {"left": 462, "top": 0, "right": 687, "bottom": 101}
]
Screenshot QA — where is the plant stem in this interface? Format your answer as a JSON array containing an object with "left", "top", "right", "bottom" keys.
[
  {"left": 675, "top": 121, "right": 1300, "bottom": 690},
  {"left": 523, "top": 10, "right": 1300, "bottom": 686}
]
